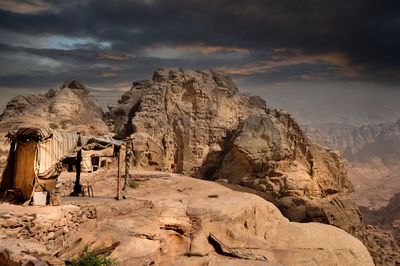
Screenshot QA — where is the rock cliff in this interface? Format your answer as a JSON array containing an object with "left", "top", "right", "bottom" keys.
[
  {"left": 108, "top": 68, "right": 362, "bottom": 233},
  {"left": 108, "top": 68, "right": 267, "bottom": 174}
]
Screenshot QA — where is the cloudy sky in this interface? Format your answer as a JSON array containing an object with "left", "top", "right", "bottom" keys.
[{"left": 0, "top": 0, "right": 399, "bottom": 125}]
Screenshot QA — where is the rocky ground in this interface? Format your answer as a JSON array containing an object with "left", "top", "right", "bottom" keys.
[{"left": 0, "top": 170, "right": 373, "bottom": 266}]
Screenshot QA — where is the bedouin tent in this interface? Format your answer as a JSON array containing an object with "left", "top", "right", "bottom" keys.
[{"left": 0, "top": 127, "right": 122, "bottom": 202}]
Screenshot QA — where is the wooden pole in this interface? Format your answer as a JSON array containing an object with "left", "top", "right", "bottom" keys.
[
  {"left": 116, "top": 147, "right": 122, "bottom": 200},
  {"left": 73, "top": 149, "right": 82, "bottom": 194}
]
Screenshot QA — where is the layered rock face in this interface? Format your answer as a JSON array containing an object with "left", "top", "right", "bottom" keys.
[
  {"left": 108, "top": 68, "right": 362, "bottom": 233},
  {"left": 108, "top": 68, "right": 267, "bottom": 173},
  {"left": 216, "top": 113, "right": 362, "bottom": 232},
  {"left": 0, "top": 80, "right": 109, "bottom": 136}
]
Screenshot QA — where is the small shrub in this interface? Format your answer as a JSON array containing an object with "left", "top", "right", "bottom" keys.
[
  {"left": 61, "top": 120, "right": 68, "bottom": 130},
  {"left": 128, "top": 179, "right": 139, "bottom": 189},
  {"left": 69, "top": 245, "right": 114, "bottom": 266},
  {"left": 49, "top": 122, "right": 58, "bottom": 129}
]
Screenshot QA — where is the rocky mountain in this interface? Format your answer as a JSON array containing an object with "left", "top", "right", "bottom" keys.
[
  {"left": 106, "top": 67, "right": 400, "bottom": 264},
  {"left": 303, "top": 121, "right": 400, "bottom": 210},
  {"left": 0, "top": 80, "right": 109, "bottom": 136},
  {"left": 108, "top": 68, "right": 359, "bottom": 229},
  {"left": 109, "top": 70, "right": 355, "bottom": 227}
]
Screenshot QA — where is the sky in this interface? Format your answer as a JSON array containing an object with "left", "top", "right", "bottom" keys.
[{"left": 0, "top": 0, "right": 399, "bottom": 125}]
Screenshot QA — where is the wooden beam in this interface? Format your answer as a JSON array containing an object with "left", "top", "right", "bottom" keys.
[{"left": 116, "top": 147, "right": 122, "bottom": 200}]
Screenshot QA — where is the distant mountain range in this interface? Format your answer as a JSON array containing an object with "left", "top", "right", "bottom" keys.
[{"left": 303, "top": 120, "right": 400, "bottom": 210}]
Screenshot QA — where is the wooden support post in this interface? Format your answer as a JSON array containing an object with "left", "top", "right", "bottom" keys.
[
  {"left": 73, "top": 149, "right": 82, "bottom": 194},
  {"left": 116, "top": 148, "right": 122, "bottom": 200}
]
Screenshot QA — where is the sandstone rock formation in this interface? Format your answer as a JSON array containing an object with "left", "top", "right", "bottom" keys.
[
  {"left": 0, "top": 80, "right": 109, "bottom": 136},
  {"left": 108, "top": 68, "right": 267, "bottom": 173},
  {"left": 0, "top": 172, "right": 374, "bottom": 265},
  {"left": 215, "top": 113, "right": 362, "bottom": 233},
  {"left": 108, "top": 68, "right": 361, "bottom": 232}
]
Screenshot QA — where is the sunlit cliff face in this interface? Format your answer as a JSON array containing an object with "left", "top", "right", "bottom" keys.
[{"left": 0, "top": 0, "right": 399, "bottom": 125}]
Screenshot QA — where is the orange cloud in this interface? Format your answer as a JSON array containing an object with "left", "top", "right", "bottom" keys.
[
  {"left": 0, "top": 0, "right": 52, "bottom": 13},
  {"left": 96, "top": 53, "right": 136, "bottom": 61},
  {"left": 100, "top": 73, "right": 117, "bottom": 77},
  {"left": 99, "top": 67, "right": 125, "bottom": 78},
  {"left": 217, "top": 49, "right": 366, "bottom": 79},
  {"left": 176, "top": 43, "right": 249, "bottom": 54}
]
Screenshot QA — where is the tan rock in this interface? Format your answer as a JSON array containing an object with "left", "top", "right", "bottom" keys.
[
  {"left": 106, "top": 68, "right": 375, "bottom": 260},
  {"left": 0, "top": 79, "right": 109, "bottom": 136},
  {"left": 57, "top": 174, "right": 373, "bottom": 265}
]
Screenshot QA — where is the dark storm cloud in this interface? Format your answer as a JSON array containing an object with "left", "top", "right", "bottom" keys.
[{"left": 1, "top": 0, "right": 399, "bottom": 73}]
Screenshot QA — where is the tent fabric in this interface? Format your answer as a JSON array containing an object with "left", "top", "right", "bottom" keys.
[
  {"left": 81, "top": 135, "right": 123, "bottom": 150},
  {"left": 0, "top": 141, "right": 16, "bottom": 192},
  {"left": 7, "top": 127, "right": 53, "bottom": 141},
  {"left": 14, "top": 141, "right": 36, "bottom": 199},
  {"left": 35, "top": 130, "right": 80, "bottom": 179}
]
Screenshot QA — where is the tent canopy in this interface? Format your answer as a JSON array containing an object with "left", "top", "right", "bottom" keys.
[{"left": 1, "top": 127, "right": 122, "bottom": 200}]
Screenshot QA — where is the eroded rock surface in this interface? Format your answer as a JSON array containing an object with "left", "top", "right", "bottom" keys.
[
  {"left": 108, "top": 68, "right": 362, "bottom": 232},
  {"left": 108, "top": 68, "right": 267, "bottom": 173},
  {"left": 0, "top": 172, "right": 374, "bottom": 265},
  {"left": 0, "top": 80, "right": 109, "bottom": 136}
]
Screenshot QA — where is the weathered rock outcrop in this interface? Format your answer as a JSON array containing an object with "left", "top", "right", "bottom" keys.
[
  {"left": 108, "top": 68, "right": 267, "bottom": 174},
  {"left": 108, "top": 68, "right": 362, "bottom": 233},
  {"left": 0, "top": 80, "right": 109, "bottom": 136},
  {"left": 216, "top": 114, "right": 362, "bottom": 232},
  {"left": 0, "top": 172, "right": 374, "bottom": 265}
]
